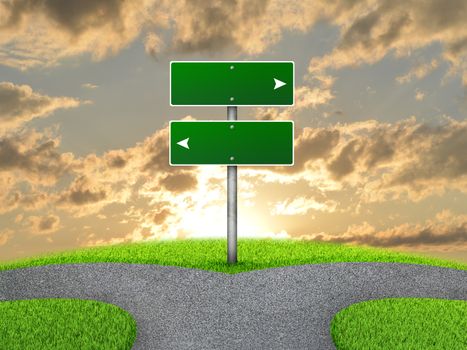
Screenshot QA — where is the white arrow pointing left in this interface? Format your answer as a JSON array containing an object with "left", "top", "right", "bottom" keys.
[
  {"left": 274, "top": 78, "right": 286, "bottom": 90},
  {"left": 177, "top": 137, "right": 190, "bottom": 149}
]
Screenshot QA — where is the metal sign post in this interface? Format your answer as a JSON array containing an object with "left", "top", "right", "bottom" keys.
[
  {"left": 169, "top": 61, "right": 295, "bottom": 264},
  {"left": 227, "top": 106, "right": 237, "bottom": 264}
]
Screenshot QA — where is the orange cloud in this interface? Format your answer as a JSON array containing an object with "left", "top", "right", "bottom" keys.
[
  {"left": 55, "top": 175, "right": 113, "bottom": 217},
  {"left": 270, "top": 196, "right": 337, "bottom": 215},
  {"left": 1, "top": 0, "right": 331, "bottom": 69},
  {"left": 144, "top": 32, "right": 164, "bottom": 58},
  {"left": 255, "top": 86, "right": 334, "bottom": 120},
  {"left": 306, "top": 213, "right": 467, "bottom": 250},
  {"left": 81, "top": 83, "right": 98, "bottom": 89},
  {"left": 0, "top": 229, "right": 13, "bottom": 246},
  {"left": 0, "top": 82, "right": 81, "bottom": 132},
  {"left": 0, "top": 0, "right": 159, "bottom": 69},
  {"left": 249, "top": 117, "right": 467, "bottom": 204},
  {"left": 159, "top": 172, "right": 198, "bottom": 193},
  {"left": 396, "top": 59, "right": 439, "bottom": 84},
  {"left": 0, "top": 190, "right": 49, "bottom": 214},
  {"left": 309, "top": 0, "right": 467, "bottom": 85},
  {"left": 2, "top": 0, "right": 465, "bottom": 93},
  {"left": 0, "top": 129, "right": 74, "bottom": 185},
  {"left": 26, "top": 214, "right": 61, "bottom": 235}
]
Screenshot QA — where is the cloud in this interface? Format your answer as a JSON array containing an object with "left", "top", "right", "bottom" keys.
[
  {"left": 0, "top": 82, "right": 81, "bottom": 132},
  {"left": 282, "top": 127, "right": 340, "bottom": 174},
  {"left": 262, "top": 117, "right": 467, "bottom": 201},
  {"left": 327, "top": 139, "right": 365, "bottom": 180},
  {"left": 140, "top": 127, "right": 172, "bottom": 173},
  {"left": 0, "top": 0, "right": 159, "bottom": 69},
  {"left": 0, "top": 127, "right": 76, "bottom": 215},
  {"left": 144, "top": 32, "right": 164, "bottom": 58},
  {"left": 27, "top": 214, "right": 60, "bottom": 235},
  {"left": 415, "top": 89, "right": 425, "bottom": 101},
  {"left": 163, "top": 1, "right": 383, "bottom": 57},
  {"left": 270, "top": 196, "right": 337, "bottom": 215},
  {"left": 56, "top": 175, "right": 110, "bottom": 216},
  {"left": 309, "top": 0, "right": 467, "bottom": 84},
  {"left": 406, "top": 122, "right": 465, "bottom": 179},
  {"left": 0, "top": 129, "right": 74, "bottom": 185},
  {"left": 0, "top": 229, "right": 13, "bottom": 246},
  {"left": 396, "top": 59, "right": 439, "bottom": 84},
  {"left": 152, "top": 208, "right": 172, "bottom": 225},
  {"left": 159, "top": 172, "right": 198, "bottom": 193},
  {"left": 0, "top": 1, "right": 368, "bottom": 69},
  {"left": 298, "top": 117, "right": 467, "bottom": 200},
  {"left": 0, "top": 190, "right": 49, "bottom": 214},
  {"left": 0, "top": 174, "right": 16, "bottom": 213},
  {"left": 52, "top": 124, "right": 199, "bottom": 216},
  {"left": 382, "top": 118, "right": 467, "bottom": 198},
  {"left": 306, "top": 213, "right": 467, "bottom": 250},
  {"left": 104, "top": 150, "right": 129, "bottom": 169},
  {"left": 0, "top": 0, "right": 465, "bottom": 101},
  {"left": 166, "top": 0, "right": 272, "bottom": 54},
  {"left": 81, "top": 83, "right": 98, "bottom": 89},
  {"left": 255, "top": 85, "right": 334, "bottom": 120}
]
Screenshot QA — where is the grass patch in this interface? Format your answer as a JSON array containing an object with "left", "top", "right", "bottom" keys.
[
  {"left": 1, "top": 239, "right": 465, "bottom": 273},
  {"left": 0, "top": 299, "right": 136, "bottom": 350},
  {"left": 331, "top": 298, "right": 467, "bottom": 350}
]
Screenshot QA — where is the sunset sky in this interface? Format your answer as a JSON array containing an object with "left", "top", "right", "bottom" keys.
[{"left": 0, "top": 0, "right": 466, "bottom": 262}]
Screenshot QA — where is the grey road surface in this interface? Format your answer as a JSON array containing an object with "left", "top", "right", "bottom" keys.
[{"left": 1, "top": 263, "right": 466, "bottom": 349}]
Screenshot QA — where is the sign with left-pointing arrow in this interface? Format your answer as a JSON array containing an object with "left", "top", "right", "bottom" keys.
[
  {"left": 170, "top": 120, "right": 294, "bottom": 166},
  {"left": 170, "top": 61, "right": 294, "bottom": 106},
  {"left": 177, "top": 138, "right": 189, "bottom": 149}
]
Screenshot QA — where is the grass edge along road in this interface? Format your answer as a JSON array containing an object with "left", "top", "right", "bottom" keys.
[
  {"left": 0, "top": 299, "right": 136, "bottom": 350},
  {"left": 1, "top": 239, "right": 466, "bottom": 273},
  {"left": 331, "top": 298, "right": 467, "bottom": 350}
]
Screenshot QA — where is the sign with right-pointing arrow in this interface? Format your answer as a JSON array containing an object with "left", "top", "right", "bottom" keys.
[{"left": 170, "top": 61, "right": 294, "bottom": 106}]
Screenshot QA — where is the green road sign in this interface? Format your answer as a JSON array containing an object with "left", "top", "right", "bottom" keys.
[
  {"left": 170, "top": 61, "right": 294, "bottom": 106},
  {"left": 170, "top": 121, "right": 294, "bottom": 166}
]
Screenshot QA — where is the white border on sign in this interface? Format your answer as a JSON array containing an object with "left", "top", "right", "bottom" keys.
[
  {"left": 169, "top": 120, "right": 295, "bottom": 166},
  {"left": 169, "top": 61, "right": 295, "bottom": 107}
]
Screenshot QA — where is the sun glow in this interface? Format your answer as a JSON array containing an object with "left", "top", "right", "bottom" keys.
[
  {"left": 157, "top": 167, "right": 280, "bottom": 239},
  {"left": 176, "top": 202, "right": 277, "bottom": 239},
  {"left": 136, "top": 166, "right": 292, "bottom": 242}
]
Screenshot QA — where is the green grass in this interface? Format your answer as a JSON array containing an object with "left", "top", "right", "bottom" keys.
[
  {"left": 331, "top": 298, "right": 467, "bottom": 350},
  {"left": 0, "top": 299, "right": 136, "bottom": 350},
  {"left": 1, "top": 239, "right": 466, "bottom": 273}
]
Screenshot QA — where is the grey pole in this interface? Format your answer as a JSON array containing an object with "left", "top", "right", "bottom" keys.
[{"left": 227, "top": 106, "right": 237, "bottom": 264}]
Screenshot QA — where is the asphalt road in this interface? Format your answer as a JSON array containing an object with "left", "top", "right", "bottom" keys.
[{"left": 1, "top": 263, "right": 466, "bottom": 349}]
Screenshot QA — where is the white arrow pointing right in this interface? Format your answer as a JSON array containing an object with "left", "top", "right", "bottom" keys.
[
  {"left": 274, "top": 78, "right": 286, "bottom": 90},
  {"left": 177, "top": 137, "right": 190, "bottom": 149}
]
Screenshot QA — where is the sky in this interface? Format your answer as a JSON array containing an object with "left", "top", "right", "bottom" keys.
[{"left": 0, "top": 0, "right": 466, "bottom": 262}]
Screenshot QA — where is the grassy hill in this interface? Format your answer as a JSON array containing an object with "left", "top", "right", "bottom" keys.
[{"left": 1, "top": 239, "right": 466, "bottom": 273}]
